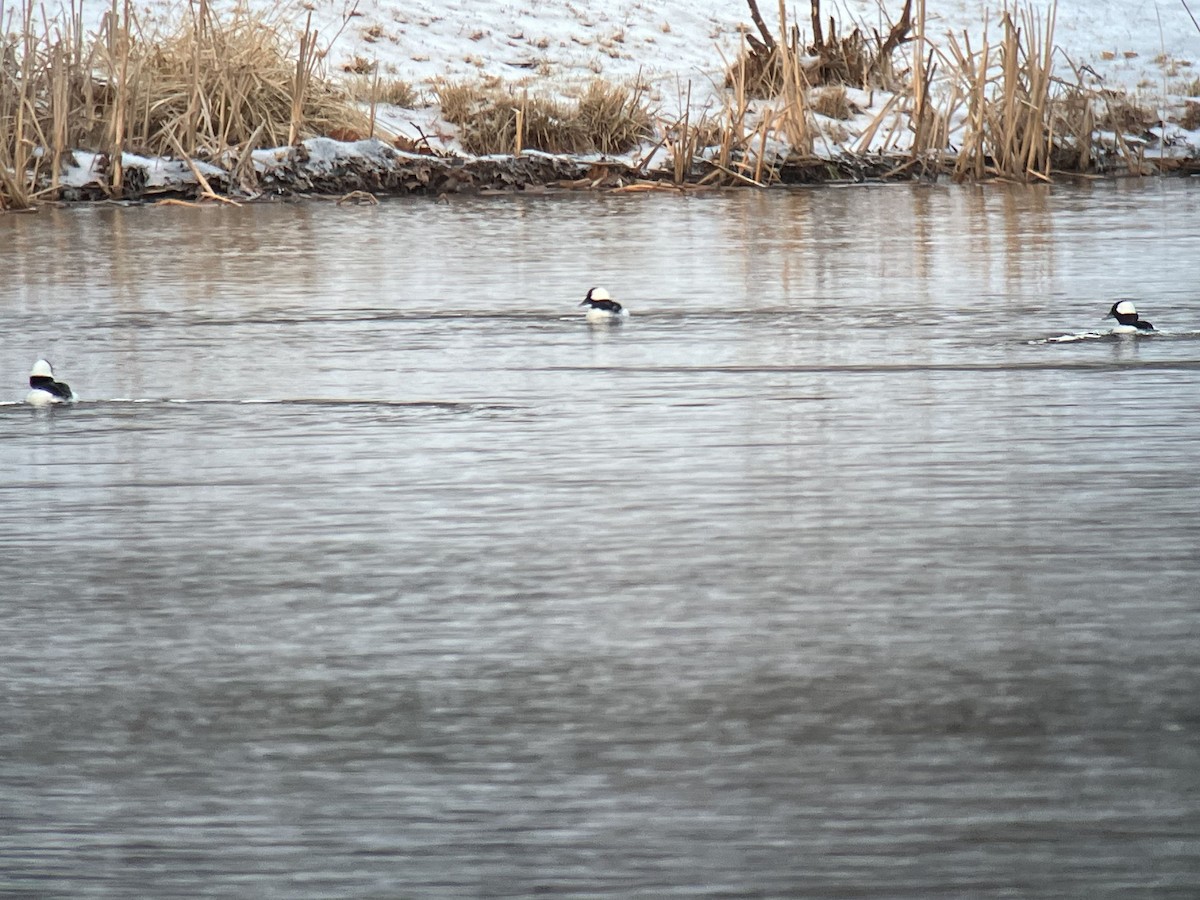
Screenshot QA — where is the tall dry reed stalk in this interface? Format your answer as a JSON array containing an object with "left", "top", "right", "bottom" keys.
[
  {"left": 669, "top": 81, "right": 694, "bottom": 184},
  {"left": 774, "top": 0, "right": 813, "bottom": 156},
  {"left": 289, "top": 11, "right": 318, "bottom": 146},
  {"left": 704, "top": 63, "right": 772, "bottom": 185},
  {"left": 947, "top": 1, "right": 1063, "bottom": 181},
  {"left": 719, "top": 50, "right": 751, "bottom": 171},
  {"left": 1, "top": 0, "right": 38, "bottom": 208},
  {"left": 902, "top": 0, "right": 955, "bottom": 170},
  {"left": 104, "top": 0, "right": 132, "bottom": 193},
  {"left": 514, "top": 100, "right": 525, "bottom": 156},
  {"left": 701, "top": 0, "right": 815, "bottom": 184}
]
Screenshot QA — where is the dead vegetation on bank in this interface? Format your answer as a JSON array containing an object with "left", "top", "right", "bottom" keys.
[
  {"left": 699, "top": 0, "right": 1197, "bottom": 187},
  {"left": 433, "top": 78, "right": 652, "bottom": 156},
  {"left": 1, "top": 0, "right": 371, "bottom": 209},
  {"left": 3, "top": 0, "right": 1199, "bottom": 209}
]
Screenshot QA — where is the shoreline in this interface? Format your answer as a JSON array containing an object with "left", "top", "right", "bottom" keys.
[{"left": 36, "top": 137, "right": 1200, "bottom": 209}]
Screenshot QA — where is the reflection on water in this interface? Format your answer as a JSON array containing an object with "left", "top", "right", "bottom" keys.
[{"left": 2, "top": 180, "right": 1200, "bottom": 898}]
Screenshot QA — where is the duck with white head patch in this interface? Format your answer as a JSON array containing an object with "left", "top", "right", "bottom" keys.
[
  {"left": 579, "top": 287, "right": 628, "bottom": 324},
  {"left": 26, "top": 359, "right": 76, "bottom": 406},
  {"left": 1106, "top": 300, "right": 1154, "bottom": 334}
]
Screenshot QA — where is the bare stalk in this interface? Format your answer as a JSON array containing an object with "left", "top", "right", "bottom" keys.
[{"left": 289, "top": 11, "right": 317, "bottom": 146}]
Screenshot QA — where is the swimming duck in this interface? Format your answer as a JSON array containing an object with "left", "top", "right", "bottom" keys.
[
  {"left": 580, "top": 287, "right": 628, "bottom": 323},
  {"left": 26, "top": 359, "right": 76, "bottom": 406},
  {"left": 1106, "top": 300, "right": 1154, "bottom": 333}
]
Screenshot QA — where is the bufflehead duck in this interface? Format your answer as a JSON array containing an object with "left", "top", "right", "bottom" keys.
[
  {"left": 26, "top": 359, "right": 76, "bottom": 406},
  {"left": 1106, "top": 300, "right": 1154, "bottom": 333},
  {"left": 580, "top": 287, "right": 628, "bottom": 323}
]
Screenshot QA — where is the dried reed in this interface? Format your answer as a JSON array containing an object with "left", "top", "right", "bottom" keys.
[
  {"left": 811, "top": 85, "right": 854, "bottom": 120},
  {"left": 703, "top": 0, "right": 816, "bottom": 184},
  {"left": 729, "top": 0, "right": 912, "bottom": 97},
  {"left": 433, "top": 79, "right": 650, "bottom": 156},
  {"left": 345, "top": 74, "right": 417, "bottom": 108},
  {"left": 1, "top": 0, "right": 42, "bottom": 208},
  {"left": 775, "top": 0, "right": 813, "bottom": 155},
  {"left": 947, "top": 2, "right": 1067, "bottom": 181},
  {"left": 577, "top": 79, "right": 652, "bottom": 155},
  {"left": 0, "top": 0, "right": 1179, "bottom": 206},
  {"left": 1, "top": 0, "right": 372, "bottom": 207}
]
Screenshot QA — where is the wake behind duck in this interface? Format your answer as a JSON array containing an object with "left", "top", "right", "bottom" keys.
[{"left": 1033, "top": 300, "right": 1165, "bottom": 343}]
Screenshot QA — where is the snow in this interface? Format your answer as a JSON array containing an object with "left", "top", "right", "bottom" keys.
[
  {"left": 306, "top": 0, "right": 1198, "bottom": 112},
  {"left": 39, "top": 1, "right": 1200, "bottom": 163},
  {"left": 57, "top": 1, "right": 1196, "bottom": 106},
  {"left": 62, "top": 151, "right": 225, "bottom": 190}
]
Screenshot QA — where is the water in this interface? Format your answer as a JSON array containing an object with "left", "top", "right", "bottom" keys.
[{"left": 2, "top": 180, "right": 1199, "bottom": 898}]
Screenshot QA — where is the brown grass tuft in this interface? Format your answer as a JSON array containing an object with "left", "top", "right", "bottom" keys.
[
  {"left": 1096, "top": 95, "right": 1159, "bottom": 135},
  {"left": 432, "top": 80, "right": 481, "bottom": 125},
  {"left": 120, "top": 4, "right": 370, "bottom": 154},
  {"left": 1177, "top": 100, "right": 1200, "bottom": 130},
  {"left": 345, "top": 74, "right": 417, "bottom": 108},
  {"left": 811, "top": 85, "right": 855, "bottom": 119},
  {"left": 948, "top": 2, "right": 1063, "bottom": 180},
  {"left": 727, "top": 0, "right": 912, "bottom": 97},
  {"left": 575, "top": 80, "right": 652, "bottom": 154},
  {"left": 1, "top": 0, "right": 374, "bottom": 207},
  {"left": 434, "top": 78, "right": 650, "bottom": 155}
]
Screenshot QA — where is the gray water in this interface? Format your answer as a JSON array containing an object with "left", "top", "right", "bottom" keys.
[{"left": 2, "top": 180, "right": 1199, "bottom": 898}]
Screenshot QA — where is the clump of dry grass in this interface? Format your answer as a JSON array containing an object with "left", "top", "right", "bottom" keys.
[
  {"left": 1180, "top": 100, "right": 1200, "bottom": 131},
  {"left": 345, "top": 74, "right": 418, "bottom": 108},
  {"left": 1096, "top": 94, "right": 1160, "bottom": 135},
  {"left": 113, "top": 2, "right": 371, "bottom": 154},
  {"left": 808, "top": 26, "right": 892, "bottom": 89},
  {"left": 952, "top": 0, "right": 1163, "bottom": 179},
  {"left": 700, "top": 0, "right": 1142, "bottom": 183},
  {"left": 728, "top": 0, "right": 912, "bottom": 97},
  {"left": 704, "top": 0, "right": 831, "bottom": 181},
  {"left": 433, "top": 78, "right": 651, "bottom": 155},
  {"left": 575, "top": 80, "right": 652, "bottom": 154},
  {"left": 704, "top": 0, "right": 924, "bottom": 183},
  {"left": 810, "top": 84, "right": 855, "bottom": 119},
  {"left": 0, "top": 35, "right": 32, "bottom": 208},
  {"left": 1, "top": 0, "right": 374, "bottom": 207},
  {"left": 432, "top": 79, "right": 484, "bottom": 124},
  {"left": 947, "top": 2, "right": 1063, "bottom": 180},
  {"left": 1, "top": 2, "right": 86, "bottom": 207},
  {"left": 434, "top": 81, "right": 574, "bottom": 153}
]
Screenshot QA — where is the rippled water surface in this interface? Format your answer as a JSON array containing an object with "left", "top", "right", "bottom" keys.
[{"left": 3, "top": 181, "right": 1200, "bottom": 898}]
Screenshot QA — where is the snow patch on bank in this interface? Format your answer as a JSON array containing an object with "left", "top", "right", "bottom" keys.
[{"left": 62, "top": 151, "right": 226, "bottom": 190}]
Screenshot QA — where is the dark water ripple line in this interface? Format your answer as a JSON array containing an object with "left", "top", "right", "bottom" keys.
[
  {"left": 0, "top": 398, "right": 525, "bottom": 410},
  {"left": 529, "top": 359, "right": 1200, "bottom": 374},
  {"left": 30, "top": 307, "right": 1200, "bottom": 332}
]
